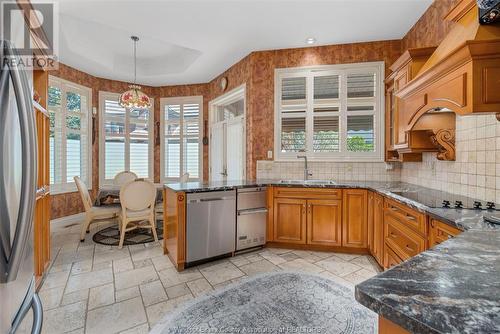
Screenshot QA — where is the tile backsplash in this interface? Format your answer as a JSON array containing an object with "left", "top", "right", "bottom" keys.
[
  {"left": 256, "top": 161, "right": 401, "bottom": 182},
  {"left": 257, "top": 114, "right": 500, "bottom": 203},
  {"left": 401, "top": 114, "right": 500, "bottom": 203}
]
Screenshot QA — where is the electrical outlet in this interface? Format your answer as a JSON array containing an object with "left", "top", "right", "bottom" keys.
[{"left": 267, "top": 150, "right": 273, "bottom": 159}]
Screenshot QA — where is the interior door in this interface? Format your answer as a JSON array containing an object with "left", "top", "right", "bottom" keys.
[
  {"left": 210, "top": 122, "right": 225, "bottom": 182},
  {"left": 226, "top": 117, "right": 244, "bottom": 181}
]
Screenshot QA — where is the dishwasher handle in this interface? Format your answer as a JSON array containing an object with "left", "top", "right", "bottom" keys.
[
  {"left": 237, "top": 208, "right": 268, "bottom": 216},
  {"left": 189, "top": 197, "right": 234, "bottom": 203}
]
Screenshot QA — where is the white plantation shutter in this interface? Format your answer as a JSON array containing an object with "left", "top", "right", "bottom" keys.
[
  {"left": 275, "top": 62, "right": 383, "bottom": 161},
  {"left": 48, "top": 76, "right": 92, "bottom": 194},
  {"left": 99, "top": 92, "right": 154, "bottom": 184},
  {"left": 161, "top": 97, "right": 203, "bottom": 182}
]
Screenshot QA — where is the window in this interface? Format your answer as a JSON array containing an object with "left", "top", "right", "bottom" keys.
[
  {"left": 160, "top": 96, "right": 203, "bottom": 182},
  {"left": 275, "top": 62, "right": 384, "bottom": 161},
  {"left": 99, "top": 91, "right": 154, "bottom": 184},
  {"left": 48, "top": 76, "right": 92, "bottom": 194}
]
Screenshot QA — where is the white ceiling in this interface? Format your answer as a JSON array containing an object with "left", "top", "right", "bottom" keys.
[{"left": 53, "top": 0, "right": 433, "bottom": 87}]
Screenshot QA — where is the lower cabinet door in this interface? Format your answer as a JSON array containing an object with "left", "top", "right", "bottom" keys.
[
  {"left": 342, "top": 189, "right": 368, "bottom": 248},
  {"left": 306, "top": 199, "right": 342, "bottom": 247},
  {"left": 273, "top": 198, "right": 307, "bottom": 244}
]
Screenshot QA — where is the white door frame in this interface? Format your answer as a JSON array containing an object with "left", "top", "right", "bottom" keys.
[{"left": 208, "top": 84, "right": 246, "bottom": 181}]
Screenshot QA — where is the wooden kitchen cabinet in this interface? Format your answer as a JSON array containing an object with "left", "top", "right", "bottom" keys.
[
  {"left": 33, "top": 69, "right": 51, "bottom": 287},
  {"left": 307, "top": 199, "right": 342, "bottom": 247},
  {"left": 429, "top": 219, "right": 461, "bottom": 248},
  {"left": 383, "top": 243, "right": 403, "bottom": 269},
  {"left": 372, "top": 193, "right": 384, "bottom": 265},
  {"left": 368, "top": 192, "right": 374, "bottom": 251},
  {"left": 342, "top": 189, "right": 368, "bottom": 248},
  {"left": 273, "top": 198, "right": 307, "bottom": 244}
]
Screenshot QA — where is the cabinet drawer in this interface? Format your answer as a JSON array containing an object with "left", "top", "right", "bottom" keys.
[
  {"left": 384, "top": 243, "right": 403, "bottom": 270},
  {"left": 429, "top": 219, "right": 461, "bottom": 247},
  {"left": 273, "top": 187, "right": 342, "bottom": 200},
  {"left": 384, "top": 198, "right": 427, "bottom": 235},
  {"left": 384, "top": 214, "right": 426, "bottom": 260}
]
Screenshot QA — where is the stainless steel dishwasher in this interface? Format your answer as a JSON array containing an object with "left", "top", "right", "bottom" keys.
[
  {"left": 236, "top": 187, "right": 267, "bottom": 251},
  {"left": 186, "top": 190, "right": 236, "bottom": 265}
]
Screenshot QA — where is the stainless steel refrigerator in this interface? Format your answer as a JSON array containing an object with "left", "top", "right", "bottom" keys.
[{"left": 0, "top": 40, "right": 43, "bottom": 334}]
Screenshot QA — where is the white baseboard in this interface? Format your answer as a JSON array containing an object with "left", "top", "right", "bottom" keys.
[{"left": 50, "top": 212, "right": 85, "bottom": 226}]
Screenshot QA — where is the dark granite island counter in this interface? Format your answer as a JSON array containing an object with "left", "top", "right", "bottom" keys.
[{"left": 355, "top": 208, "right": 500, "bottom": 334}]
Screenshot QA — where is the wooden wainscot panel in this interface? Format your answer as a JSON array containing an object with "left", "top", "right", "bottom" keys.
[
  {"left": 342, "top": 189, "right": 368, "bottom": 248},
  {"left": 163, "top": 188, "right": 186, "bottom": 271}
]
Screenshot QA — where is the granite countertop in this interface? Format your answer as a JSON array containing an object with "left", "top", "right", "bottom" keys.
[
  {"left": 165, "top": 179, "right": 500, "bottom": 333},
  {"left": 355, "top": 209, "right": 500, "bottom": 334}
]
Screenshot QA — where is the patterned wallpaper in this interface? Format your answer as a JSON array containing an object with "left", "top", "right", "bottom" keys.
[
  {"left": 401, "top": 0, "right": 461, "bottom": 51},
  {"left": 51, "top": 0, "right": 465, "bottom": 219}
]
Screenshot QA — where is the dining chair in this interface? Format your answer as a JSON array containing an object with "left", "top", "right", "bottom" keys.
[
  {"left": 74, "top": 176, "right": 121, "bottom": 242},
  {"left": 113, "top": 171, "right": 138, "bottom": 186},
  {"left": 180, "top": 172, "right": 190, "bottom": 183},
  {"left": 118, "top": 179, "right": 158, "bottom": 248}
]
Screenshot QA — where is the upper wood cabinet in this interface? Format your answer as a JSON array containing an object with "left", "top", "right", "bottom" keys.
[
  {"left": 273, "top": 198, "right": 307, "bottom": 244},
  {"left": 385, "top": 47, "right": 436, "bottom": 162},
  {"left": 429, "top": 219, "right": 461, "bottom": 248},
  {"left": 307, "top": 199, "right": 342, "bottom": 247},
  {"left": 342, "top": 189, "right": 368, "bottom": 248}
]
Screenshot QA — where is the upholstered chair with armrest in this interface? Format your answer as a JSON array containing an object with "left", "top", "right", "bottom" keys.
[
  {"left": 74, "top": 176, "right": 121, "bottom": 242},
  {"left": 118, "top": 179, "right": 158, "bottom": 249}
]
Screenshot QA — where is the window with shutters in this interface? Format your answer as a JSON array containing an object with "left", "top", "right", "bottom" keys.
[
  {"left": 275, "top": 62, "right": 384, "bottom": 161},
  {"left": 99, "top": 91, "right": 154, "bottom": 185},
  {"left": 48, "top": 76, "right": 92, "bottom": 194},
  {"left": 160, "top": 96, "right": 203, "bottom": 182}
]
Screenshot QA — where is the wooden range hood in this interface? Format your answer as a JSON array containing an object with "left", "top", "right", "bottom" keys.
[{"left": 392, "top": 0, "right": 500, "bottom": 161}]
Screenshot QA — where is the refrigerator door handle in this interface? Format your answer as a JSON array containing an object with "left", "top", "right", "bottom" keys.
[
  {"left": 31, "top": 293, "right": 43, "bottom": 334},
  {"left": 0, "top": 64, "right": 11, "bottom": 276},
  {"left": 8, "top": 279, "right": 43, "bottom": 334},
  {"left": 0, "top": 40, "right": 37, "bottom": 283}
]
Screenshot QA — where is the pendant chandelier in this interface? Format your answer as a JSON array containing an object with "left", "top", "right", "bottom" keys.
[{"left": 119, "top": 36, "right": 151, "bottom": 109}]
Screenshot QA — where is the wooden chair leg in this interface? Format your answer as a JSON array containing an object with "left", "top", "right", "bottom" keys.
[
  {"left": 118, "top": 219, "right": 127, "bottom": 249},
  {"left": 150, "top": 216, "right": 159, "bottom": 242},
  {"left": 80, "top": 215, "right": 92, "bottom": 242}
]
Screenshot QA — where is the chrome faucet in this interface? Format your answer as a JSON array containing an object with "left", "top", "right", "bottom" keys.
[{"left": 297, "top": 155, "right": 313, "bottom": 180}]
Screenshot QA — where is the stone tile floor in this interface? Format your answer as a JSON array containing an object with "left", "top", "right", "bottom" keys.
[{"left": 40, "top": 219, "right": 381, "bottom": 334}]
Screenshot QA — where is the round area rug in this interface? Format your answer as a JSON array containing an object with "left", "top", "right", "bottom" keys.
[
  {"left": 92, "top": 224, "right": 163, "bottom": 246},
  {"left": 150, "top": 271, "right": 377, "bottom": 334}
]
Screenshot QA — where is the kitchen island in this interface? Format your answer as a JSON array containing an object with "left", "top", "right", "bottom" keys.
[{"left": 163, "top": 179, "right": 500, "bottom": 333}]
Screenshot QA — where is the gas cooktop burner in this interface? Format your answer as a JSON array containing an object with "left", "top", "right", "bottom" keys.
[{"left": 391, "top": 189, "right": 499, "bottom": 210}]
